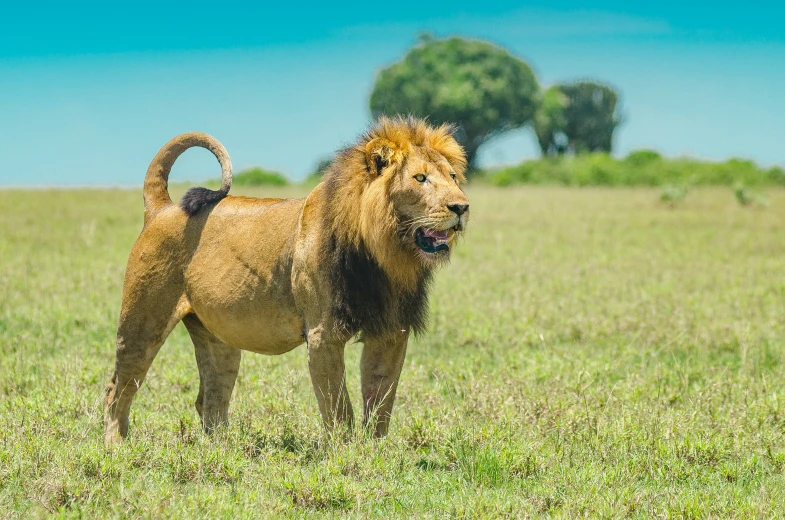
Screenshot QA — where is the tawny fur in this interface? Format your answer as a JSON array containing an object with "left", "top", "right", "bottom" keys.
[{"left": 104, "top": 117, "right": 470, "bottom": 444}]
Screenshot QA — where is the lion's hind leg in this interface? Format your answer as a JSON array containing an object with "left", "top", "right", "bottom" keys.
[
  {"left": 182, "top": 315, "right": 241, "bottom": 433},
  {"left": 104, "top": 292, "right": 190, "bottom": 445}
]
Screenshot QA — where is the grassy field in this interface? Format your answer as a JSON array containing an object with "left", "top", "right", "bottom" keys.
[{"left": 2, "top": 185, "right": 785, "bottom": 518}]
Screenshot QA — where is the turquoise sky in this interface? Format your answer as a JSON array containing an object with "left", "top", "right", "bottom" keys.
[{"left": 1, "top": 1, "right": 782, "bottom": 185}]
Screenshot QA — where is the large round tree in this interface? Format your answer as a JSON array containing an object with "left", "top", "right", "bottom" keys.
[{"left": 370, "top": 36, "right": 539, "bottom": 173}]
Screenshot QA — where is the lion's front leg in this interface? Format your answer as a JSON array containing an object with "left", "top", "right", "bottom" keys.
[
  {"left": 307, "top": 326, "right": 354, "bottom": 432},
  {"left": 360, "top": 330, "right": 409, "bottom": 437}
]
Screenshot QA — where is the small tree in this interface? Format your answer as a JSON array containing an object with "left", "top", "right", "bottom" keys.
[
  {"left": 370, "top": 36, "right": 539, "bottom": 173},
  {"left": 534, "top": 80, "right": 623, "bottom": 156},
  {"left": 533, "top": 86, "right": 569, "bottom": 157},
  {"left": 562, "top": 81, "right": 622, "bottom": 153}
]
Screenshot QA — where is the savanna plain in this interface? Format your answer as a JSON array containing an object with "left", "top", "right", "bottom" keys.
[{"left": 2, "top": 185, "right": 785, "bottom": 518}]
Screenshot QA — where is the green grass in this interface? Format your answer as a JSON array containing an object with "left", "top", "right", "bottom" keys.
[{"left": 2, "top": 185, "right": 785, "bottom": 517}]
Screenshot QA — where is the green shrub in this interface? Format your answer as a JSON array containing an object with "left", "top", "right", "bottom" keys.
[
  {"left": 301, "top": 158, "right": 333, "bottom": 187},
  {"left": 734, "top": 184, "right": 769, "bottom": 207},
  {"left": 660, "top": 184, "right": 689, "bottom": 206},
  {"left": 233, "top": 167, "right": 289, "bottom": 186},
  {"left": 490, "top": 153, "right": 784, "bottom": 187},
  {"left": 768, "top": 166, "right": 785, "bottom": 184},
  {"left": 624, "top": 149, "right": 661, "bottom": 166}
]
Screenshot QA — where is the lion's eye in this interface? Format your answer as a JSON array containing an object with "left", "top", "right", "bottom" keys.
[
  {"left": 450, "top": 173, "right": 457, "bottom": 182},
  {"left": 414, "top": 174, "right": 427, "bottom": 183}
]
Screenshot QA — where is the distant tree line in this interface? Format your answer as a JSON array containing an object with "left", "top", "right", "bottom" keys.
[
  {"left": 369, "top": 35, "right": 623, "bottom": 176},
  {"left": 490, "top": 152, "right": 785, "bottom": 188}
]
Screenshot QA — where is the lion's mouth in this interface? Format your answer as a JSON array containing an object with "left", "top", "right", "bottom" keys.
[{"left": 415, "top": 227, "right": 450, "bottom": 254}]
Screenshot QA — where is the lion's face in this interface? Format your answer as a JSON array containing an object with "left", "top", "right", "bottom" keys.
[
  {"left": 387, "top": 148, "right": 469, "bottom": 265},
  {"left": 330, "top": 118, "right": 469, "bottom": 281}
]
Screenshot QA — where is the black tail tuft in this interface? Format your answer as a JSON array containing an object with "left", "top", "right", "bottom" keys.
[{"left": 180, "top": 187, "right": 229, "bottom": 216}]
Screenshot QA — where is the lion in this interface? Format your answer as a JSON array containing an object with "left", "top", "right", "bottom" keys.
[{"left": 103, "top": 116, "right": 470, "bottom": 444}]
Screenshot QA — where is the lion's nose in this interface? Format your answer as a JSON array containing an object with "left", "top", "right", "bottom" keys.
[{"left": 447, "top": 204, "right": 469, "bottom": 216}]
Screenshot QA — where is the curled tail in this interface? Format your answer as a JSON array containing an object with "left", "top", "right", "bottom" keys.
[{"left": 143, "top": 132, "right": 232, "bottom": 223}]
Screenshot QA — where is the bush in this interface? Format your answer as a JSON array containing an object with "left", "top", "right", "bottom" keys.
[
  {"left": 490, "top": 153, "right": 784, "bottom": 187},
  {"left": 624, "top": 149, "right": 661, "bottom": 166},
  {"left": 734, "top": 184, "right": 769, "bottom": 207},
  {"left": 660, "top": 184, "right": 688, "bottom": 206},
  {"left": 301, "top": 158, "right": 333, "bottom": 186},
  {"left": 233, "top": 167, "right": 289, "bottom": 187},
  {"left": 768, "top": 166, "right": 785, "bottom": 184}
]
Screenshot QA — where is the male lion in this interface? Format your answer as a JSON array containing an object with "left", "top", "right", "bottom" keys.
[{"left": 104, "top": 116, "right": 469, "bottom": 444}]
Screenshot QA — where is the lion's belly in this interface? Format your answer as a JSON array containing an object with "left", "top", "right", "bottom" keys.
[
  {"left": 183, "top": 197, "right": 306, "bottom": 355},
  {"left": 190, "top": 298, "right": 304, "bottom": 355},
  {"left": 186, "top": 263, "right": 305, "bottom": 354}
]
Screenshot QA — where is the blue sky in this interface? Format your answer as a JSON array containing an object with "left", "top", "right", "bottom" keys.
[{"left": 1, "top": 1, "right": 782, "bottom": 185}]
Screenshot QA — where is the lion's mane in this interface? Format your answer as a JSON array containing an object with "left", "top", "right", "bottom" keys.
[{"left": 320, "top": 116, "right": 467, "bottom": 337}]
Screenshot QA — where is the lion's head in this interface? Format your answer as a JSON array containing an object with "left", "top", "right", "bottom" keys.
[{"left": 325, "top": 116, "right": 469, "bottom": 289}]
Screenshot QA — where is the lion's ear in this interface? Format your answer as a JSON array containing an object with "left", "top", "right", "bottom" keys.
[{"left": 365, "top": 138, "right": 402, "bottom": 176}]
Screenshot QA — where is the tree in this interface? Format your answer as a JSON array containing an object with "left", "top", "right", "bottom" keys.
[
  {"left": 533, "top": 86, "right": 569, "bottom": 157},
  {"left": 561, "top": 81, "right": 623, "bottom": 153},
  {"left": 370, "top": 36, "right": 539, "bottom": 173},
  {"left": 535, "top": 81, "right": 623, "bottom": 156}
]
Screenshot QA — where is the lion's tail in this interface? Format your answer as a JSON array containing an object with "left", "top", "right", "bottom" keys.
[{"left": 143, "top": 132, "right": 232, "bottom": 222}]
